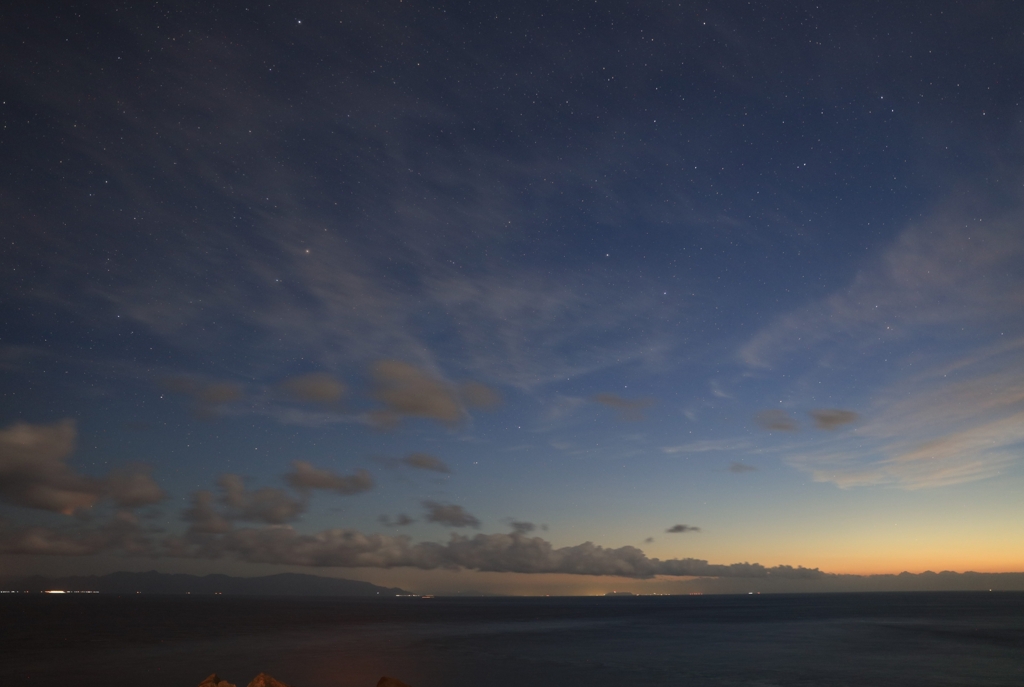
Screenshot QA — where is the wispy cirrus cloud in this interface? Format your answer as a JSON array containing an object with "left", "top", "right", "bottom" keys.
[
  {"left": 755, "top": 409, "right": 798, "bottom": 432},
  {"left": 787, "top": 339, "right": 1024, "bottom": 489},
  {"left": 279, "top": 373, "right": 346, "bottom": 405},
  {"left": 155, "top": 526, "right": 827, "bottom": 579},
  {"left": 2, "top": 6, "right": 695, "bottom": 397},
  {"left": 593, "top": 393, "right": 655, "bottom": 421},
  {"left": 739, "top": 214, "right": 1024, "bottom": 370},
  {"left": 401, "top": 453, "right": 451, "bottom": 473},
  {"left": 662, "top": 439, "right": 752, "bottom": 454},
  {"left": 788, "top": 415, "right": 1023, "bottom": 490},
  {"left": 809, "top": 409, "right": 859, "bottom": 430}
]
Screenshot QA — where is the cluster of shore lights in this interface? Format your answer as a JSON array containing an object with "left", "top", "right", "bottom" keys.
[{"left": 0, "top": 590, "right": 100, "bottom": 593}]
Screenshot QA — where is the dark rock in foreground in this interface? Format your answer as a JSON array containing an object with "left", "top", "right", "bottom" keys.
[
  {"left": 377, "top": 678, "right": 412, "bottom": 687},
  {"left": 198, "top": 675, "right": 236, "bottom": 687},
  {"left": 247, "top": 673, "right": 292, "bottom": 687}
]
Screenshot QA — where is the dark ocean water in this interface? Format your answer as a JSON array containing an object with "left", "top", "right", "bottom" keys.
[{"left": 2, "top": 592, "right": 1023, "bottom": 687}]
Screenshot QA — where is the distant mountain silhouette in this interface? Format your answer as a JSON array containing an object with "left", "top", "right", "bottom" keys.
[{"left": 2, "top": 570, "right": 410, "bottom": 596}]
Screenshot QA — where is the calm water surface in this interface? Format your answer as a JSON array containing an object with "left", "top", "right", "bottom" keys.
[{"left": 3, "top": 592, "right": 1023, "bottom": 687}]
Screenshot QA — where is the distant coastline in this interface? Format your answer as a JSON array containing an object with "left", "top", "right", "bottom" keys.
[
  {"left": 0, "top": 571, "right": 409, "bottom": 596},
  {"left": 3, "top": 569, "right": 1024, "bottom": 596}
]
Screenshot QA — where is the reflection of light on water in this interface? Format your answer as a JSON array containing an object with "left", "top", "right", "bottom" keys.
[{"left": 298, "top": 626, "right": 432, "bottom": 687}]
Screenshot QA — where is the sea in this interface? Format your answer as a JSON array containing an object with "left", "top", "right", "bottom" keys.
[{"left": 3, "top": 592, "right": 1022, "bottom": 687}]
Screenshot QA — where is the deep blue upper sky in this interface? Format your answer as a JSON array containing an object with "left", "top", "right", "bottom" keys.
[{"left": 2, "top": 0, "right": 1024, "bottom": 592}]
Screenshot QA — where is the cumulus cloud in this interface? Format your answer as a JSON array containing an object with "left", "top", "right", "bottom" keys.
[
  {"left": 218, "top": 474, "right": 306, "bottom": 524},
  {"left": 0, "top": 420, "right": 100, "bottom": 514},
  {"left": 644, "top": 536, "right": 654, "bottom": 543},
  {"left": 163, "top": 526, "right": 826, "bottom": 579},
  {"left": 284, "top": 461, "right": 374, "bottom": 495},
  {"left": 593, "top": 393, "right": 655, "bottom": 421},
  {"left": 182, "top": 490, "right": 233, "bottom": 534},
  {"left": 666, "top": 524, "right": 700, "bottom": 533},
  {"left": 729, "top": 462, "right": 757, "bottom": 473},
  {"left": 0, "top": 511, "right": 154, "bottom": 556},
  {"left": 370, "top": 361, "right": 464, "bottom": 427},
  {"left": 755, "top": 409, "right": 798, "bottom": 431},
  {"left": 0, "top": 507, "right": 826, "bottom": 580},
  {"left": 810, "top": 409, "right": 859, "bottom": 430},
  {"left": 401, "top": 453, "right": 451, "bottom": 473},
  {"left": 280, "top": 373, "right": 346, "bottom": 405},
  {"left": 183, "top": 465, "right": 372, "bottom": 535},
  {"left": 106, "top": 464, "right": 166, "bottom": 507},
  {"left": 0, "top": 420, "right": 165, "bottom": 514},
  {"left": 423, "top": 500, "right": 481, "bottom": 528}
]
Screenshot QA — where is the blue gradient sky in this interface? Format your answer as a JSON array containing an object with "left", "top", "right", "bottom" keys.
[{"left": 2, "top": 0, "right": 1024, "bottom": 593}]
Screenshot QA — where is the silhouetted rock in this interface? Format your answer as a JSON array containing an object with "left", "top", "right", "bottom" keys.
[
  {"left": 198, "top": 675, "right": 237, "bottom": 687},
  {"left": 377, "top": 677, "right": 412, "bottom": 687},
  {"left": 247, "top": 673, "right": 292, "bottom": 687}
]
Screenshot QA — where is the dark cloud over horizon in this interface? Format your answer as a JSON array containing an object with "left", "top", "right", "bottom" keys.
[{"left": 0, "top": 518, "right": 827, "bottom": 581}]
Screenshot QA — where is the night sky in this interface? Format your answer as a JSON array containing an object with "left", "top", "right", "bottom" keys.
[{"left": 2, "top": 1, "right": 1024, "bottom": 594}]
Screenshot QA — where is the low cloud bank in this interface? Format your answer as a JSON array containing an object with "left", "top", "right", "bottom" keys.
[
  {"left": 167, "top": 529, "right": 828, "bottom": 579},
  {"left": 7, "top": 516, "right": 1019, "bottom": 592},
  {"left": 0, "top": 517, "right": 826, "bottom": 580},
  {"left": 0, "top": 511, "right": 155, "bottom": 556}
]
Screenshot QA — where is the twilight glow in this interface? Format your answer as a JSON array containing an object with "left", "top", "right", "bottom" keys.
[{"left": 2, "top": 0, "right": 1023, "bottom": 594}]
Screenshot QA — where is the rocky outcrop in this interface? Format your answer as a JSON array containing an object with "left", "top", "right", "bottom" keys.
[
  {"left": 198, "top": 675, "right": 237, "bottom": 687},
  {"left": 376, "top": 678, "right": 412, "bottom": 687}
]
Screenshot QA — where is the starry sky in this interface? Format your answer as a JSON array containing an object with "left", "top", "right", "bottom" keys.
[{"left": 2, "top": 0, "right": 1024, "bottom": 594}]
